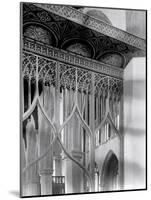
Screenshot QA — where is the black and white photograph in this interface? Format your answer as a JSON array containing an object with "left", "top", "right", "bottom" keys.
[{"left": 20, "top": 2, "right": 146, "bottom": 198}]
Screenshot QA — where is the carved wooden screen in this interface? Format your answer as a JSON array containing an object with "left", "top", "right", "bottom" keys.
[
  {"left": 20, "top": 2, "right": 147, "bottom": 197},
  {"left": 21, "top": 46, "right": 123, "bottom": 196}
]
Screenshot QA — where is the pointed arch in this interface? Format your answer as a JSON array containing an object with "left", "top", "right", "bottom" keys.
[{"left": 101, "top": 150, "right": 119, "bottom": 191}]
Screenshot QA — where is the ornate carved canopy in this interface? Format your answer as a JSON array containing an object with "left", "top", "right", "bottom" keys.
[{"left": 22, "top": 3, "right": 146, "bottom": 69}]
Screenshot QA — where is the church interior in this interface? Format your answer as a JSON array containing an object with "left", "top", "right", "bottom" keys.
[{"left": 20, "top": 2, "right": 146, "bottom": 197}]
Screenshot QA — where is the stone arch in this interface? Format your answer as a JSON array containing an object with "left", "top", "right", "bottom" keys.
[
  {"left": 97, "top": 51, "right": 125, "bottom": 68},
  {"left": 23, "top": 23, "right": 58, "bottom": 46},
  {"left": 61, "top": 38, "right": 95, "bottom": 58},
  {"left": 101, "top": 150, "right": 119, "bottom": 191}
]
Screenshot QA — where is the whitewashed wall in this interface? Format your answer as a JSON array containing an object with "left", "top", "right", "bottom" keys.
[
  {"left": 123, "top": 57, "right": 146, "bottom": 190},
  {"left": 100, "top": 9, "right": 126, "bottom": 30},
  {"left": 126, "top": 10, "right": 146, "bottom": 39}
]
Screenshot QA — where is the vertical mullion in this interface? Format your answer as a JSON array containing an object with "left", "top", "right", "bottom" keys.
[
  {"left": 89, "top": 72, "right": 95, "bottom": 192},
  {"left": 22, "top": 78, "right": 24, "bottom": 113},
  {"left": 42, "top": 81, "right": 45, "bottom": 107},
  {"left": 119, "top": 86, "right": 124, "bottom": 190},
  {"left": 28, "top": 78, "right": 31, "bottom": 108},
  {"left": 96, "top": 94, "right": 99, "bottom": 126},
  {"left": 63, "top": 88, "right": 65, "bottom": 145},
  {"left": 65, "top": 88, "right": 68, "bottom": 150},
  {"left": 54, "top": 61, "right": 60, "bottom": 126}
]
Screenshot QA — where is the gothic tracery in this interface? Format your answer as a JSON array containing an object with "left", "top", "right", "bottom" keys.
[{"left": 21, "top": 3, "right": 146, "bottom": 197}]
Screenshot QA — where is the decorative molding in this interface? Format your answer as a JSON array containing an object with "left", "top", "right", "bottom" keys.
[
  {"left": 24, "top": 25, "right": 53, "bottom": 45},
  {"left": 34, "top": 4, "right": 146, "bottom": 51},
  {"left": 23, "top": 37, "right": 123, "bottom": 79},
  {"left": 22, "top": 51, "right": 123, "bottom": 99},
  {"left": 39, "top": 169, "right": 54, "bottom": 176}
]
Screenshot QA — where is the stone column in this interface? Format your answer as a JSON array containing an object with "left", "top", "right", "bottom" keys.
[
  {"left": 89, "top": 73, "right": 95, "bottom": 192},
  {"left": 39, "top": 169, "right": 53, "bottom": 195},
  {"left": 63, "top": 89, "right": 84, "bottom": 194},
  {"left": 38, "top": 85, "right": 54, "bottom": 195},
  {"left": 20, "top": 135, "right": 26, "bottom": 196},
  {"left": 54, "top": 155, "right": 62, "bottom": 176},
  {"left": 71, "top": 150, "right": 83, "bottom": 193},
  {"left": 119, "top": 94, "right": 124, "bottom": 190},
  {"left": 23, "top": 117, "right": 40, "bottom": 196}
]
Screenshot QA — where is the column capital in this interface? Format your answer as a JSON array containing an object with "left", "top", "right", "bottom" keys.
[{"left": 39, "top": 169, "right": 53, "bottom": 176}]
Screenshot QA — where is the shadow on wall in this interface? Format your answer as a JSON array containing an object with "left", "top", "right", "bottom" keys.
[
  {"left": 9, "top": 190, "right": 19, "bottom": 197},
  {"left": 124, "top": 79, "right": 145, "bottom": 100},
  {"left": 124, "top": 127, "right": 145, "bottom": 137},
  {"left": 125, "top": 161, "right": 145, "bottom": 175},
  {"left": 124, "top": 160, "right": 146, "bottom": 189}
]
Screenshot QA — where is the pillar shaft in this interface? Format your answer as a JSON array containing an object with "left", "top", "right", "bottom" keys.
[
  {"left": 23, "top": 117, "right": 40, "bottom": 196},
  {"left": 38, "top": 85, "right": 54, "bottom": 195},
  {"left": 39, "top": 169, "right": 53, "bottom": 195},
  {"left": 89, "top": 73, "right": 95, "bottom": 192}
]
